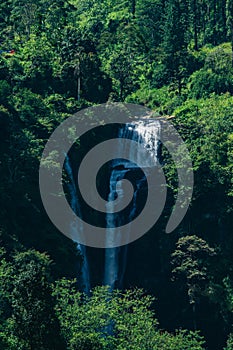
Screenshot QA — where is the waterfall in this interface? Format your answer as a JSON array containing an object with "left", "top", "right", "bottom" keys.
[
  {"left": 63, "top": 119, "right": 160, "bottom": 292},
  {"left": 64, "top": 155, "right": 91, "bottom": 294},
  {"left": 104, "top": 119, "right": 161, "bottom": 290}
]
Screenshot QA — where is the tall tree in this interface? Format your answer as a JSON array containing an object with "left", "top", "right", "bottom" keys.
[
  {"left": 227, "top": 0, "right": 233, "bottom": 67},
  {"left": 160, "top": 0, "right": 190, "bottom": 92},
  {"left": 0, "top": 250, "right": 65, "bottom": 350},
  {"left": 171, "top": 235, "right": 216, "bottom": 330}
]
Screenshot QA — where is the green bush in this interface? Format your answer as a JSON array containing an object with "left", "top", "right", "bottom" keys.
[
  {"left": 126, "top": 85, "right": 185, "bottom": 114},
  {"left": 225, "top": 333, "right": 233, "bottom": 350},
  {"left": 188, "top": 44, "right": 233, "bottom": 98}
]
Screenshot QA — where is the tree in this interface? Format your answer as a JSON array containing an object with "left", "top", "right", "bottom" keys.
[
  {"left": 188, "top": 43, "right": 233, "bottom": 98},
  {"left": 0, "top": 249, "right": 64, "bottom": 350},
  {"left": 159, "top": 0, "right": 190, "bottom": 92},
  {"left": 53, "top": 280, "right": 205, "bottom": 349},
  {"left": 191, "top": 0, "right": 199, "bottom": 50},
  {"left": 10, "top": 0, "right": 39, "bottom": 39},
  {"left": 171, "top": 235, "right": 216, "bottom": 329},
  {"left": 225, "top": 333, "right": 233, "bottom": 350},
  {"left": 136, "top": 0, "right": 163, "bottom": 57},
  {"left": 107, "top": 45, "right": 136, "bottom": 100},
  {"left": 16, "top": 33, "right": 58, "bottom": 94},
  {"left": 226, "top": 0, "right": 233, "bottom": 67}
]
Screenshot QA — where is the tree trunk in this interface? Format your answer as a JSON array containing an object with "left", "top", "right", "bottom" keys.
[
  {"left": 77, "top": 76, "right": 81, "bottom": 101},
  {"left": 74, "top": 61, "right": 81, "bottom": 101}
]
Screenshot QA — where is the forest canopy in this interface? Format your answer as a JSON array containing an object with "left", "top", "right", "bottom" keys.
[{"left": 0, "top": 0, "right": 233, "bottom": 349}]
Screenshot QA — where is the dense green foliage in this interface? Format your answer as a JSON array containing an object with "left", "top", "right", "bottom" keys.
[
  {"left": 0, "top": 254, "right": 205, "bottom": 350},
  {"left": 0, "top": 0, "right": 233, "bottom": 349}
]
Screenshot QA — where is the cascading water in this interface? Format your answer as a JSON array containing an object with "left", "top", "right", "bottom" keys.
[
  {"left": 64, "top": 155, "right": 91, "bottom": 294},
  {"left": 64, "top": 119, "right": 161, "bottom": 292},
  {"left": 104, "top": 119, "right": 161, "bottom": 290}
]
